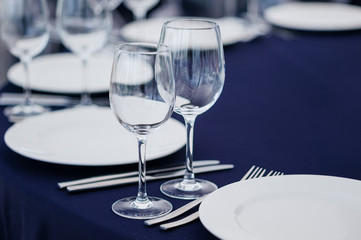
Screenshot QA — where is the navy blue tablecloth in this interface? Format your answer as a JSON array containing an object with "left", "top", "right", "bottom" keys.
[{"left": 1, "top": 30, "right": 361, "bottom": 240}]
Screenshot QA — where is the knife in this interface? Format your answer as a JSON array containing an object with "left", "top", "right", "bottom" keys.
[
  {"left": 0, "top": 93, "right": 109, "bottom": 107},
  {"left": 0, "top": 93, "right": 77, "bottom": 106},
  {"left": 66, "top": 164, "right": 234, "bottom": 192},
  {"left": 58, "top": 160, "right": 220, "bottom": 189}
]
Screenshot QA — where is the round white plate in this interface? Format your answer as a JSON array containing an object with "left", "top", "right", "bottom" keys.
[
  {"left": 264, "top": 2, "right": 361, "bottom": 31},
  {"left": 199, "top": 174, "right": 361, "bottom": 240},
  {"left": 121, "top": 17, "right": 256, "bottom": 45},
  {"left": 7, "top": 52, "right": 113, "bottom": 94},
  {"left": 4, "top": 106, "right": 186, "bottom": 166}
]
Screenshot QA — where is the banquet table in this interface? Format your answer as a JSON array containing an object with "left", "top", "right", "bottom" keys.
[{"left": 1, "top": 27, "right": 361, "bottom": 240}]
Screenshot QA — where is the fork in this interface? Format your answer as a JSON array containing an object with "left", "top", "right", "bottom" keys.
[{"left": 144, "top": 165, "right": 284, "bottom": 230}]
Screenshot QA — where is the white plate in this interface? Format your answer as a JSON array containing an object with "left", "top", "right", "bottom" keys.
[
  {"left": 4, "top": 106, "right": 186, "bottom": 166},
  {"left": 200, "top": 175, "right": 361, "bottom": 240},
  {"left": 121, "top": 17, "right": 256, "bottom": 45},
  {"left": 264, "top": 2, "right": 361, "bottom": 31},
  {"left": 7, "top": 52, "right": 113, "bottom": 94}
]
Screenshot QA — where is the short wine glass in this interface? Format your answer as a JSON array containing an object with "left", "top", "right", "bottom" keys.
[
  {"left": 0, "top": 0, "right": 50, "bottom": 121},
  {"left": 56, "top": 0, "right": 112, "bottom": 106},
  {"left": 110, "top": 42, "right": 175, "bottom": 219},
  {"left": 123, "top": 0, "right": 160, "bottom": 21},
  {"left": 159, "top": 19, "right": 225, "bottom": 200}
]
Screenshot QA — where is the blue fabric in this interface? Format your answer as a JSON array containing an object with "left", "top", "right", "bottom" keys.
[{"left": 1, "top": 31, "right": 361, "bottom": 240}]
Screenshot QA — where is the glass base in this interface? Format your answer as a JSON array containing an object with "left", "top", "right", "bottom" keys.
[
  {"left": 245, "top": 17, "right": 271, "bottom": 37},
  {"left": 160, "top": 178, "right": 218, "bottom": 200},
  {"left": 4, "top": 104, "right": 49, "bottom": 122},
  {"left": 112, "top": 196, "right": 172, "bottom": 220}
]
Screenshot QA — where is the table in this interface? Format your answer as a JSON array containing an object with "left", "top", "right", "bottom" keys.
[{"left": 1, "top": 29, "right": 361, "bottom": 239}]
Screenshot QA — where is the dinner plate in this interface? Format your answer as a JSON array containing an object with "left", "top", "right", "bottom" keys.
[
  {"left": 7, "top": 52, "right": 113, "bottom": 94},
  {"left": 121, "top": 17, "right": 256, "bottom": 45},
  {"left": 4, "top": 106, "right": 186, "bottom": 166},
  {"left": 264, "top": 2, "right": 361, "bottom": 31},
  {"left": 199, "top": 174, "right": 361, "bottom": 240}
]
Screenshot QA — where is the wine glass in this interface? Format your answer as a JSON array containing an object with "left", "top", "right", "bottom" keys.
[
  {"left": 56, "top": 0, "right": 112, "bottom": 106},
  {"left": 245, "top": 0, "right": 270, "bottom": 36},
  {"left": 159, "top": 19, "right": 225, "bottom": 200},
  {"left": 110, "top": 42, "right": 175, "bottom": 219},
  {"left": 123, "top": 0, "right": 160, "bottom": 21},
  {"left": 0, "top": 0, "right": 50, "bottom": 122}
]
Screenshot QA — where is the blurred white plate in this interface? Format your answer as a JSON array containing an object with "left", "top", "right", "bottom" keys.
[
  {"left": 121, "top": 17, "right": 255, "bottom": 45},
  {"left": 200, "top": 174, "right": 361, "bottom": 240},
  {"left": 4, "top": 106, "right": 186, "bottom": 166},
  {"left": 264, "top": 2, "right": 361, "bottom": 31},
  {"left": 7, "top": 52, "right": 113, "bottom": 94}
]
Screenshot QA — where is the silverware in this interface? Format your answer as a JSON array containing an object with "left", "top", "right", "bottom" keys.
[
  {"left": 58, "top": 160, "right": 220, "bottom": 189},
  {"left": 160, "top": 212, "right": 199, "bottom": 230},
  {"left": 0, "top": 93, "right": 109, "bottom": 107},
  {"left": 66, "top": 164, "right": 234, "bottom": 192},
  {"left": 0, "top": 93, "right": 77, "bottom": 106},
  {"left": 144, "top": 195, "right": 207, "bottom": 226},
  {"left": 147, "top": 165, "right": 284, "bottom": 230}
]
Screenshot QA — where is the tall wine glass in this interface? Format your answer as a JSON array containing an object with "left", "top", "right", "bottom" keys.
[
  {"left": 123, "top": 0, "right": 160, "bottom": 21},
  {"left": 159, "top": 19, "right": 225, "bottom": 200},
  {"left": 56, "top": 0, "right": 112, "bottom": 106},
  {"left": 110, "top": 43, "right": 175, "bottom": 219},
  {"left": 0, "top": 0, "right": 50, "bottom": 121}
]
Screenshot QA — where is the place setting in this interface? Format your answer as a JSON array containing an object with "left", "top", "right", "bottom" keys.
[
  {"left": 2, "top": 0, "right": 234, "bottom": 225},
  {"left": 0, "top": 0, "right": 115, "bottom": 123},
  {"left": 1, "top": 0, "right": 361, "bottom": 239}
]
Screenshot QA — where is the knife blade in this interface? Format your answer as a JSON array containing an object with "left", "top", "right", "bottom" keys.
[
  {"left": 0, "top": 93, "right": 77, "bottom": 106},
  {"left": 66, "top": 164, "right": 234, "bottom": 192},
  {"left": 0, "top": 93, "right": 109, "bottom": 107},
  {"left": 58, "top": 160, "right": 220, "bottom": 189}
]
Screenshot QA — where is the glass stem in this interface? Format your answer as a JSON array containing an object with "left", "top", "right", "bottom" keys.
[
  {"left": 134, "top": 135, "right": 151, "bottom": 207},
  {"left": 22, "top": 58, "right": 32, "bottom": 106},
  {"left": 133, "top": 9, "right": 146, "bottom": 21},
  {"left": 80, "top": 57, "right": 92, "bottom": 105},
  {"left": 247, "top": 0, "right": 259, "bottom": 21},
  {"left": 183, "top": 116, "right": 197, "bottom": 184}
]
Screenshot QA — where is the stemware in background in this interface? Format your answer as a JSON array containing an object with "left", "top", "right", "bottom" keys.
[
  {"left": 159, "top": 19, "right": 225, "bottom": 200},
  {"left": 56, "top": 0, "right": 112, "bottom": 106},
  {"left": 110, "top": 43, "right": 175, "bottom": 219},
  {"left": 245, "top": 0, "right": 270, "bottom": 36},
  {"left": 107, "top": 0, "right": 124, "bottom": 11},
  {"left": 0, "top": 0, "right": 50, "bottom": 121},
  {"left": 123, "top": 0, "right": 160, "bottom": 21}
]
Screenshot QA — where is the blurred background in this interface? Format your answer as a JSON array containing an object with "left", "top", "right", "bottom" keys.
[{"left": 1, "top": 0, "right": 361, "bottom": 89}]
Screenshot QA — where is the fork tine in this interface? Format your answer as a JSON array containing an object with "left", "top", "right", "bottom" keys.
[
  {"left": 248, "top": 166, "right": 260, "bottom": 179},
  {"left": 249, "top": 167, "right": 261, "bottom": 179},
  {"left": 266, "top": 170, "right": 274, "bottom": 177},
  {"left": 254, "top": 168, "right": 264, "bottom": 178},
  {"left": 258, "top": 169, "right": 266, "bottom": 177}
]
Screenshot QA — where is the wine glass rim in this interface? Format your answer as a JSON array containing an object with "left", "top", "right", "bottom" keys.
[
  {"left": 115, "top": 42, "right": 169, "bottom": 55},
  {"left": 163, "top": 18, "right": 219, "bottom": 30}
]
